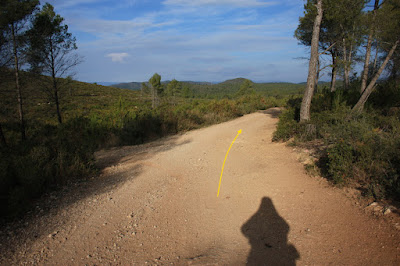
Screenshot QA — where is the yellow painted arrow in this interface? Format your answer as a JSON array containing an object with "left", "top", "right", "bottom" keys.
[{"left": 217, "top": 129, "right": 242, "bottom": 197}]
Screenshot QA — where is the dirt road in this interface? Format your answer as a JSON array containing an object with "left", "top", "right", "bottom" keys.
[{"left": 2, "top": 108, "right": 400, "bottom": 265}]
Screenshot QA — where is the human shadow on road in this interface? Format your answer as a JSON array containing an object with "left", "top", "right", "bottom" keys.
[{"left": 241, "top": 197, "right": 299, "bottom": 265}]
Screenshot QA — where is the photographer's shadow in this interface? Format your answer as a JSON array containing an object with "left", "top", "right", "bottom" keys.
[{"left": 241, "top": 197, "right": 300, "bottom": 265}]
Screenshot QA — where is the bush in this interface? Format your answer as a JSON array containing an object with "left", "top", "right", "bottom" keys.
[
  {"left": 326, "top": 140, "right": 354, "bottom": 184},
  {"left": 273, "top": 82, "right": 400, "bottom": 201},
  {"left": 0, "top": 117, "right": 100, "bottom": 217},
  {"left": 272, "top": 108, "right": 299, "bottom": 141}
]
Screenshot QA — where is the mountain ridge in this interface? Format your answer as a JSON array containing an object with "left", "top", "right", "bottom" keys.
[{"left": 109, "top": 78, "right": 315, "bottom": 91}]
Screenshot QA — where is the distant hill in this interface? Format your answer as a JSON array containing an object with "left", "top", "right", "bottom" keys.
[
  {"left": 106, "top": 77, "right": 308, "bottom": 100},
  {"left": 96, "top": 82, "right": 116, "bottom": 86},
  {"left": 181, "top": 81, "right": 213, "bottom": 86},
  {"left": 111, "top": 80, "right": 213, "bottom": 90},
  {"left": 218, "top": 78, "right": 248, "bottom": 85},
  {"left": 297, "top": 81, "right": 331, "bottom": 85},
  {"left": 111, "top": 82, "right": 143, "bottom": 90}
]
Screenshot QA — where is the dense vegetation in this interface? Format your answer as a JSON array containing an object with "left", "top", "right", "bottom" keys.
[
  {"left": 273, "top": 81, "right": 400, "bottom": 201},
  {"left": 273, "top": 0, "right": 400, "bottom": 201}
]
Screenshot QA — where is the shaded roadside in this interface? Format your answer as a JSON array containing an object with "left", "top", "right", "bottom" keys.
[
  {"left": 0, "top": 134, "right": 191, "bottom": 265},
  {"left": 259, "top": 108, "right": 282, "bottom": 119}
]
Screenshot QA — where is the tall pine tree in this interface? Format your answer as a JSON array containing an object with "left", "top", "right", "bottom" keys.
[{"left": 27, "top": 3, "right": 80, "bottom": 123}]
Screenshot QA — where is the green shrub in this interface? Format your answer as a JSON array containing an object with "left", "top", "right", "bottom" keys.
[
  {"left": 0, "top": 117, "right": 100, "bottom": 217},
  {"left": 272, "top": 108, "right": 299, "bottom": 141},
  {"left": 369, "top": 81, "right": 400, "bottom": 110},
  {"left": 273, "top": 82, "right": 400, "bottom": 201},
  {"left": 326, "top": 140, "right": 354, "bottom": 184}
]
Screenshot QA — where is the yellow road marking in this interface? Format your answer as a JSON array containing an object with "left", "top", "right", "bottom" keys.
[{"left": 217, "top": 129, "right": 242, "bottom": 197}]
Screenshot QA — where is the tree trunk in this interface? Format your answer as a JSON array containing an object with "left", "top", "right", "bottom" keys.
[
  {"left": 52, "top": 74, "right": 62, "bottom": 124},
  {"left": 11, "top": 23, "right": 26, "bottom": 141},
  {"left": 50, "top": 41, "right": 62, "bottom": 124},
  {"left": 152, "top": 86, "right": 155, "bottom": 109},
  {"left": 348, "top": 37, "right": 354, "bottom": 81},
  {"left": 352, "top": 40, "right": 399, "bottom": 113},
  {"left": 360, "top": 0, "right": 379, "bottom": 93},
  {"left": 0, "top": 122, "right": 7, "bottom": 148},
  {"left": 342, "top": 38, "right": 350, "bottom": 89},
  {"left": 361, "top": 29, "right": 374, "bottom": 93},
  {"left": 300, "top": 0, "right": 323, "bottom": 122},
  {"left": 372, "top": 41, "right": 379, "bottom": 74},
  {"left": 54, "top": 81, "right": 62, "bottom": 124},
  {"left": 315, "top": 57, "right": 320, "bottom": 93},
  {"left": 330, "top": 53, "right": 337, "bottom": 92}
]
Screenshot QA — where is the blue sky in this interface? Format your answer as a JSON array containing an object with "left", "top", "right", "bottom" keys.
[{"left": 45, "top": 0, "right": 310, "bottom": 83}]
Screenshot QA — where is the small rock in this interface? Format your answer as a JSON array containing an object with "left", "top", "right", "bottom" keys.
[{"left": 384, "top": 208, "right": 392, "bottom": 215}]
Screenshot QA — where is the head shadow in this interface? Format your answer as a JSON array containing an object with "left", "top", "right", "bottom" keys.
[{"left": 241, "top": 197, "right": 299, "bottom": 265}]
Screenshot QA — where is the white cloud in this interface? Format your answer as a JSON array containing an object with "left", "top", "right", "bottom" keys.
[
  {"left": 163, "top": 0, "right": 278, "bottom": 7},
  {"left": 48, "top": 0, "right": 308, "bottom": 82},
  {"left": 106, "top": 53, "right": 130, "bottom": 62},
  {"left": 46, "top": 0, "right": 106, "bottom": 9}
]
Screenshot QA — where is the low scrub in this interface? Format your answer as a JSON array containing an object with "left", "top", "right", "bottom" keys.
[
  {"left": 0, "top": 117, "right": 102, "bottom": 217},
  {"left": 273, "top": 85, "right": 400, "bottom": 201}
]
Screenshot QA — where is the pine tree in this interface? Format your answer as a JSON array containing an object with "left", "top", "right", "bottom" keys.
[{"left": 27, "top": 3, "right": 80, "bottom": 123}]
